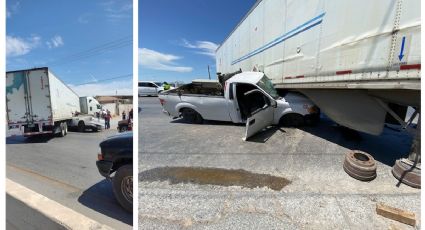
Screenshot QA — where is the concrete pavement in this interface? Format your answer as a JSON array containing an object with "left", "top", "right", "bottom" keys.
[{"left": 6, "top": 117, "right": 132, "bottom": 229}]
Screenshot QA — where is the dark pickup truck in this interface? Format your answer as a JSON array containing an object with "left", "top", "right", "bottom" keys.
[{"left": 96, "top": 131, "right": 133, "bottom": 212}]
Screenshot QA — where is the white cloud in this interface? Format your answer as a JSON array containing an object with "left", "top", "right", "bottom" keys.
[
  {"left": 182, "top": 39, "right": 218, "bottom": 58},
  {"left": 6, "top": 1, "right": 20, "bottom": 18},
  {"left": 69, "top": 80, "right": 133, "bottom": 96},
  {"left": 100, "top": 0, "right": 132, "bottom": 21},
  {"left": 139, "top": 48, "right": 193, "bottom": 73},
  {"left": 6, "top": 35, "right": 41, "bottom": 57},
  {"left": 78, "top": 13, "right": 90, "bottom": 24},
  {"left": 46, "top": 35, "right": 64, "bottom": 49}
]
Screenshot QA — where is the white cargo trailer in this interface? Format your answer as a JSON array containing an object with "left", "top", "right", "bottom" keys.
[
  {"left": 6, "top": 67, "right": 103, "bottom": 137},
  {"left": 216, "top": 0, "right": 420, "bottom": 136}
]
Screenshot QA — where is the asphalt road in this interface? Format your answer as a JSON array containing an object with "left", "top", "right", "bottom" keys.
[
  {"left": 6, "top": 118, "right": 132, "bottom": 229},
  {"left": 139, "top": 96, "right": 420, "bottom": 230}
]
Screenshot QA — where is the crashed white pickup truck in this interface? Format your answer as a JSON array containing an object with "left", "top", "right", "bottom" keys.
[{"left": 158, "top": 72, "right": 319, "bottom": 140}]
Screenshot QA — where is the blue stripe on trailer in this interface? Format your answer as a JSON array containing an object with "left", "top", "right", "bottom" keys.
[{"left": 231, "top": 12, "right": 326, "bottom": 65}]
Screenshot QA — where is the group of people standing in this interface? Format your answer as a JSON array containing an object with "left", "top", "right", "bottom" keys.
[
  {"left": 121, "top": 109, "right": 133, "bottom": 120},
  {"left": 95, "top": 108, "right": 133, "bottom": 130},
  {"left": 95, "top": 109, "right": 112, "bottom": 129}
]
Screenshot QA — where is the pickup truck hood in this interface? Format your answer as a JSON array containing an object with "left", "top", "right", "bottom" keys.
[
  {"left": 99, "top": 132, "right": 133, "bottom": 162},
  {"left": 100, "top": 131, "right": 133, "bottom": 148}
]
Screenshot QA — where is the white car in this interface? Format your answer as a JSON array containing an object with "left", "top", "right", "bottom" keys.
[
  {"left": 138, "top": 81, "right": 164, "bottom": 96},
  {"left": 159, "top": 72, "right": 320, "bottom": 140}
]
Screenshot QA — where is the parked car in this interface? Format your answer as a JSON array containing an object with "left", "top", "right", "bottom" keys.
[
  {"left": 96, "top": 132, "right": 133, "bottom": 212},
  {"left": 159, "top": 72, "right": 320, "bottom": 140},
  {"left": 138, "top": 81, "right": 164, "bottom": 96},
  {"left": 117, "top": 119, "right": 132, "bottom": 132},
  {"left": 155, "top": 82, "right": 176, "bottom": 91}
]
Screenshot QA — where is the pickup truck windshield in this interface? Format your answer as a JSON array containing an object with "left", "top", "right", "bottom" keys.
[{"left": 256, "top": 76, "right": 279, "bottom": 99}]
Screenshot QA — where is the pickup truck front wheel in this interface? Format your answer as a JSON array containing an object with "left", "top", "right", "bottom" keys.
[
  {"left": 181, "top": 108, "right": 203, "bottom": 124},
  {"left": 113, "top": 164, "right": 133, "bottom": 212},
  {"left": 279, "top": 113, "right": 304, "bottom": 127},
  {"left": 78, "top": 121, "right": 85, "bottom": 132}
]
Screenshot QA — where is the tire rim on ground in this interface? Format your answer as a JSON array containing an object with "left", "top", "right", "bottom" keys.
[
  {"left": 343, "top": 150, "right": 377, "bottom": 181},
  {"left": 392, "top": 159, "right": 421, "bottom": 188}
]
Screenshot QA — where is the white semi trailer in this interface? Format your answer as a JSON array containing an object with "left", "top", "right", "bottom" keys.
[
  {"left": 6, "top": 67, "right": 104, "bottom": 137},
  {"left": 216, "top": 0, "right": 420, "bottom": 135},
  {"left": 216, "top": 0, "right": 420, "bottom": 186}
]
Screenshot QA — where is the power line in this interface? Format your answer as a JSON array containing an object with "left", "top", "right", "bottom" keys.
[
  {"left": 74, "top": 73, "right": 133, "bottom": 86},
  {"left": 49, "top": 35, "right": 132, "bottom": 66}
]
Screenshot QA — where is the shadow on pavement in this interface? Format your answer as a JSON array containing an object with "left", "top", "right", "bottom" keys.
[
  {"left": 170, "top": 118, "right": 237, "bottom": 126},
  {"left": 6, "top": 135, "right": 54, "bottom": 144},
  {"left": 246, "top": 126, "right": 286, "bottom": 143},
  {"left": 78, "top": 179, "right": 132, "bottom": 226},
  {"left": 299, "top": 116, "right": 413, "bottom": 167}
]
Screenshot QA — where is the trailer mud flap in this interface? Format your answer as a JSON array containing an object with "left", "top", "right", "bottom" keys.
[{"left": 300, "top": 89, "right": 387, "bottom": 135}]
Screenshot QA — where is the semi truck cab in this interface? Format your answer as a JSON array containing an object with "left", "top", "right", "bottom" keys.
[{"left": 79, "top": 96, "right": 102, "bottom": 115}]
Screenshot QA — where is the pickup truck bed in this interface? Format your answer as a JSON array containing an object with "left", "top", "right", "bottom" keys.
[{"left": 160, "top": 82, "right": 231, "bottom": 122}]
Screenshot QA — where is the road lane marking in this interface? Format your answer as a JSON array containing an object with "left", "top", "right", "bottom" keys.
[
  {"left": 7, "top": 163, "right": 127, "bottom": 210},
  {"left": 7, "top": 163, "right": 81, "bottom": 193}
]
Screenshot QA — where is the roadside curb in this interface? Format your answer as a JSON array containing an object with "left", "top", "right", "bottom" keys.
[{"left": 6, "top": 178, "right": 114, "bottom": 230}]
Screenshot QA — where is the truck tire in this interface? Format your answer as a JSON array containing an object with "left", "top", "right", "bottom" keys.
[
  {"left": 181, "top": 108, "right": 203, "bottom": 124},
  {"left": 78, "top": 121, "right": 85, "bottom": 132},
  {"left": 120, "top": 126, "right": 128, "bottom": 132},
  {"left": 304, "top": 114, "right": 320, "bottom": 126},
  {"left": 279, "top": 113, "right": 304, "bottom": 127},
  {"left": 63, "top": 122, "right": 68, "bottom": 136},
  {"left": 113, "top": 164, "right": 133, "bottom": 212},
  {"left": 57, "top": 123, "right": 65, "bottom": 137}
]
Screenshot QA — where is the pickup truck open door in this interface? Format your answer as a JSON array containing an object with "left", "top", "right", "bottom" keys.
[{"left": 242, "top": 89, "right": 275, "bottom": 141}]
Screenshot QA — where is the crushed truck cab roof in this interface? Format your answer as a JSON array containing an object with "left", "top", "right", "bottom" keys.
[{"left": 226, "top": 72, "right": 264, "bottom": 85}]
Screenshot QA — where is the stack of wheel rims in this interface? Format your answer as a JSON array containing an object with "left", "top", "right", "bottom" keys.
[{"left": 392, "top": 159, "right": 421, "bottom": 188}]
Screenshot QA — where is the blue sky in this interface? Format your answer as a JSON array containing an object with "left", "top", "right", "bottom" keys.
[
  {"left": 139, "top": 0, "right": 256, "bottom": 83},
  {"left": 6, "top": 0, "right": 133, "bottom": 96}
]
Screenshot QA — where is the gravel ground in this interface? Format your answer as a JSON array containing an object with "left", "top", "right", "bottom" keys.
[{"left": 139, "top": 97, "right": 420, "bottom": 230}]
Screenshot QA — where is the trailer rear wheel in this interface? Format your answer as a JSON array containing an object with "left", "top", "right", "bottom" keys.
[
  {"left": 63, "top": 123, "right": 68, "bottom": 136},
  {"left": 78, "top": 121, "right": 85, "bottom": 132},
  {"left": 58, "top": 123, "right": 65, "bottom": 137}
]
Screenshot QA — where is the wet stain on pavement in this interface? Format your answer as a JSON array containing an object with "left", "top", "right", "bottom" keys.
[{"left": 139, "top": 167, "right": 291, "bottom": 191}]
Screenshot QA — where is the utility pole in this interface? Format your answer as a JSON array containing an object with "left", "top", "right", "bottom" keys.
[{"left": 208, "top": 65, "right": 211, "bottom": 80}]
